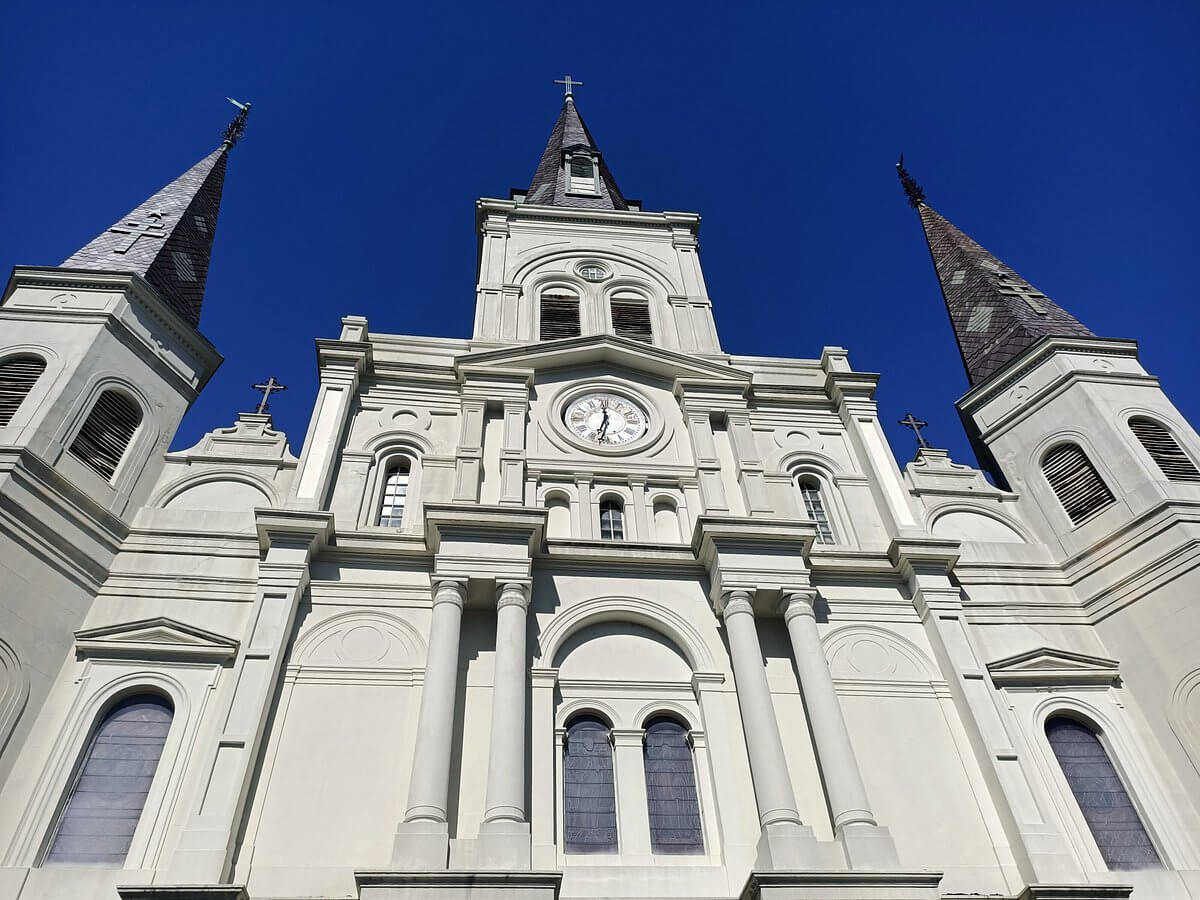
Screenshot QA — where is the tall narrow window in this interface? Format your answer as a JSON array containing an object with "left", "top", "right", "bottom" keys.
[
  {"left": 1045, "top": 716, "right": 1161, "bottom": 870},
  {"left": 68, "top": 389, "right": 142, "bottom": 481},
  {"left": 0, "top": 355, "right": 46, "bottom": 427},
  {"left": 599, "top": 498, "right": 624, "bottom": 541},
  {"left": 378, "top": 461, "right": 410, "bottom": 527},
  {"left": 563, "top": 715, "right": 618, "bottom": 853},
  {"left": 610, "top": 292, "right": 652, "bottom": 343},
  {"left": 568, "top": 155, "right": 596, "bottom": 193},
  {"left": 643, "top": 717, "right": 704, "bottom": 854},
  {"left": 540, "top": 289, "right": 581, "bottom": 340},
  {"left": 1129, "top": 417, "right": 1200, "bottom": 482},
  {"left": 46, "top": 694, "right": 173, "bottom": 866},
  {"left": 1041, "top": 443, "right": 1115, "bottom": 525},
  {"left": 798, "top": 479, "right": 834, "bottom": 544}
]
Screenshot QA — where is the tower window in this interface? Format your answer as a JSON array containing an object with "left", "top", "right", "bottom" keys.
[
  {"left": 193, "top": 215, "right": 208, "bottom": 233},
  {"left": 610, "top": 292, "right": 652, "bottom": 343},
  {"left": 0, "top": 355, "right": 47, "bottom": 427},
  {"left": 69, "top": 389, "right": 142, "bottom": 481},
  {"left": 46, "top": 694, "right": 173, "bottom": 866},
  {"left": 643, "top": 717, "right": 704, "bottom": 854},
  {"left": 1041, "top": 443, "right": 1114, "bottom": 525},
  {"left": 1129, "top": 417, "right": 1200, "bottom": 482},
  {"left": 540, "top": 289, "right": 581, "bottom": 340},
  {"left": 172, "top": 251, "right": 197, "bottom": 283},
  {"left": 378, "top": 461, "right": 410, "bottom": 527},
  {"left": 1045, "top": 716, "right": 1160, "bottom": 870},
  {"left": 568, "top": 155, "right": 597, "bottom": 193},
  {"left": 599, "top": 498, "right": 624, "bottom": 541},
  {"left": 563, "top": 715, "right": 618, "bottom": 853},
  {"left": 798, "top": 479, "right": 834, "bottom": 544}
]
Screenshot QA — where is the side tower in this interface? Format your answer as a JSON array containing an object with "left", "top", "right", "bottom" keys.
[{"left": 0, "top": 110, "right": 243, "bottom": 780}]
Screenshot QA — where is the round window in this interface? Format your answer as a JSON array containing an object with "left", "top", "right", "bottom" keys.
[{"left": 576, "top": 263, "right": 608, "bottom": 282}]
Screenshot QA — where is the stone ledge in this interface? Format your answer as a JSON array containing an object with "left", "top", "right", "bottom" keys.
[
  {"left": 740, "top": 870, "right": 942, "bottom": 900},
  {"left": 116, "top": 886, "right": 247, "bottom": 900},
  {"left": 356, "top": 870, "right": 561, "bottom": 899}
]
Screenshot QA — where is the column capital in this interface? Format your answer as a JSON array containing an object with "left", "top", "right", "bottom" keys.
[
  {"left": 431, "top": 579, "right": 467, "bottom": 608},
  {"left": 720, "top": 589, "right": 755, "bottom": 619},
  {"left": 780, "top": 589, "right": 819, "bottom": 623},
  {"left": 610, "top": 728, "right": 646, "bottom": 748},
  {"left": 496, "top": 581, "right": 531, "bottom": 611}
]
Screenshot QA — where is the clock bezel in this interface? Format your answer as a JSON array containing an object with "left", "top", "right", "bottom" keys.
[{"left": 549, "top": 381, "right": 666, "bottom": 456}]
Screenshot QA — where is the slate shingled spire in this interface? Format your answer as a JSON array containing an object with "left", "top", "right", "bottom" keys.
[
  {"left": 525, "top": 97, "right": 629, "bottom": 210},
  {"left": 61, "top": 144, "right": 232, "bottom": 328},
  {"left": 899, "top": 159, "right": 1094, "bottom": 386}
]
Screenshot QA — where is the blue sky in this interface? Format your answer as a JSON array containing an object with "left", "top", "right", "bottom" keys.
[{"left": 2, "top": 2, "right": 1197, "bottom": 471}]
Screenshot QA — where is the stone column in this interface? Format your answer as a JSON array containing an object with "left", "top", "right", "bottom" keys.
[
  {"left": 392, "top": 578, "right": 466, "bottom": 868},
  {"left": 721, "top": 590, "right": 821, "bottom": 869},
  {"left": 781, "top": 590, "right": 898, "bottom": 868}
]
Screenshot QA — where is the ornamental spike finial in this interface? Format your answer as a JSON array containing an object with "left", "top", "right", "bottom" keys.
[
  {"left": 896, "top": 154, "right": 926, "bottom": 209},
  {"left": 223, "top": 98, "right": 252, "bottom": 148}
]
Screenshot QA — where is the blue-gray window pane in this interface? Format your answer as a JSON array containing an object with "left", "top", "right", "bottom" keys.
[
  {"left": 564, "top": 716, "right": 618, "bottom": 853},
  {"left": 1045, "top": 717, "right": 1161, "bottom": 870},
  {"left": 643, "top": 717, "right": 704, "bottom": 854},
  {"left": 46, "top": 695, "right": 172, "bottom": 866}
]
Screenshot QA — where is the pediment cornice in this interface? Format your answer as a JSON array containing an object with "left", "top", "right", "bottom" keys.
[
  {"left": 75, "top": 617, "right": 239, "bottom": 663},
  {"left": 986, "top": 646, "right": 1120, "bottom": 687}
]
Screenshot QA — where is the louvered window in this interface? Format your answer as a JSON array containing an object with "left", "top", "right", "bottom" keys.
[
  {"left": 46, "top": 694, "right": 173, "bottom": 867},
  {"left": 643, "top": 717, "right": 704, "bottom": 854},
  {"left": 540, "top": 291, "right": 581, "bottom": 340},
  {"left": 69, "top": 390, "right": 142, "bottom": 481},
  {"left": 1042, "top": 443, "right": 1114, "bottom": 525},
  {"left": 1045, "top": 717, "right": 1161, "bottom": 870},
  {"left": 1129, "top": 417, "right": 1200, "bottom": 482},
  {"left": 378, "top": 462, "right": 410, "bottom": 526},
  {"left": 799, "top": 480, "right": 834, "bottom": 544},
  {"left": 611, "top": 294, "right": 652, "bottom": 343},
  {"left": 599, "top": 498, "right": 624, "bottom": 541},
  {"left": 0, "top": 355, "right": 46, "bottom": 427},
  {"left": 563, "top": 716, "right": 618, "bottom": 853},
  {"left": 568, "top": 156, "right": 596, "bottom": 193}
]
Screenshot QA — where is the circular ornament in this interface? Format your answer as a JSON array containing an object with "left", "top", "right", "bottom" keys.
[{"left": 563, "top": 392, "right": 649, "bottom": 447}]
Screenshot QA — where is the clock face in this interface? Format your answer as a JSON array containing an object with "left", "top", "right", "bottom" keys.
[{"left": 564, "top": 393, "right": 649, "bottom": 446}]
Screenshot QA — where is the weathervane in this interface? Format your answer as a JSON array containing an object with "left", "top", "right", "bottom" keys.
[
  {"left": 898, "top": 412, "right": 931, "bottom": 449},
  {"left": 554, "top": 74, "right": 584, "bottom": 100},
  {"left": 223, "top": 97, "right": 252, "bottom": 148},
  {"left": 252, "top": 376, "right": 286, "bottom": 414},
  {"left": 896, "top": 154, "right": 926, "bottom": 209}
]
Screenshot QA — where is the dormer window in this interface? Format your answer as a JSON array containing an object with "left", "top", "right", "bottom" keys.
[{"left": 568, "top": 155, "right": 598, "bottom": 194}]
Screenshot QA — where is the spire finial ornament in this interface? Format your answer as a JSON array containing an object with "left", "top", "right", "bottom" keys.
[
  {"left": 553, "top": 74, "right": 584, "bottom": 101},
  {"left": 223, "top": 97, "right": 252, "bottom": 148},
  {"left": 896, "top": 154, "right": 926, "bottom": 209},
  {"left": 251, "top": 376, "right": 286, "bottom": 414},
  {"left": 898, "top": 412, "right": 931, "bottom": 449}
]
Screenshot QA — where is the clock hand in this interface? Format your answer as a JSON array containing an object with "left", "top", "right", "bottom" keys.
[{"left": 598, "top": 409, "right": 611, "bottom": 442}]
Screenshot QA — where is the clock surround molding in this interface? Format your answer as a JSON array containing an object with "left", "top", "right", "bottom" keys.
[{"left": 545, "top": 378, "right": 670, "bottom": 457}]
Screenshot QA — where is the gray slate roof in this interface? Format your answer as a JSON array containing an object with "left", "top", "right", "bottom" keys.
[
  {"left": 526, "top": 99, "right": 629, "bottom": 210},
  {"left": 914, "top": 201, "right": 1094, "bottom": 386},
  {"left": 61, "top": 146, "right": 230, "bottom": 328}
]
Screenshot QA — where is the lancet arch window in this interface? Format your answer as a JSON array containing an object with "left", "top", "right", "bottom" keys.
[
  {"left": 377, "top": 460, "right": 411, "bottom": 527},
  {"left": 1041, "top": 442, "right": 1114, "bottom": 525},
  {"left": 1128, "top": 417, "right": 1200, "bottom": 482},
  {"left": 563, "top": 715, "right": 618, "bottom": 853},
  {"left": 68, "top": 388, "right": 143, "bottom": 481},
  {"left": 0, "top": 354, "right": 47, "bottom": 427},
  {"left": 610, "top": 291, "right": 653, "bottom": 343},
  {"left": 599, "top": 497, "right": 624, "bottom": 541},
  {"left": 45, "top": 693, "right": 173, "bottom": 866},
  {"left": 540, "top": 288, "right": 582, "bottom": 340},
  {"left": 642, "top": 716, "right": 704, "bottom": 854},
  {"left": 797, "top": 477, "right": 834, "bottom": 544}
]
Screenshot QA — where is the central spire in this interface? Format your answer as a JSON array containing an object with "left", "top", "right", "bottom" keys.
[{"left": 524, "top": 88, "right": 630, "bottom": 211}]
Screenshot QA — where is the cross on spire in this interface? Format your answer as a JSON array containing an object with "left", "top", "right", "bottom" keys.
[
  {"left": 252, "top": 376, "right": 287, "bottom": 414},
  {"left": 554, "top": 74, "right": 584, "bottom": 100},
  {"left": 109, "top": 211, "right": 167, "bottom": 254},
  {"left": 898, "top": 413, "right": 931, "bottom": 449}
]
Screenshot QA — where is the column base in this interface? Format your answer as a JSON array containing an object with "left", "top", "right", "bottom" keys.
[
  {"left": 448, "top": 821, "right": 531, "bottom": 870},
  {"left": 740, "top": 870, "right": 943, "bottom": 899},
  {"left": 837, "top": 822, "right": 900, "bottom": 869},
  {"left": 755, "top": 821, "right": 840, "bottom": 870},
  {"left": 391, "top": 821, "right": 449, "bottom": 869},
  {"left": 356, "top": 870, "right": 561, "bottom": 900}
]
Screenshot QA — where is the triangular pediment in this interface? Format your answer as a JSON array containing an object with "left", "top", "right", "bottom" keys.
[
  {"left": 457, "top": 334, "right": 750, "bottom": 386},
  {"left": 75, "top": 617, "right": 239, "bottom": 663},
  {"left": 987, "top": 647, "right": 1120, "bottom": 687}
]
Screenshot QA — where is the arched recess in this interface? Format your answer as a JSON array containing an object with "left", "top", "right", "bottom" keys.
[
  {"left": 292, "top": 610, "right": 426, "bottom": 669},
  {"left": 545, "top": 490, "right": 572, "bottom": 539},
  {"left": 358, "top": 432, "right": 432, "bottom": 529},
  {"left": 0, "top": 638, "right": 29, "bottom": 757},
  {"left": 929, "top": 505, "right": 1030, "bottom": 544},
  {"left": 1169, "top": 667, "right": 1200, "bottom": 778},
  {"left": 651, "top": 495, "right": 681, "bottom": 543},
  {"left": 59, "top": 374, "right": 160, "bottom": 492},
  {"left": 823, "top": 625, "right": 940, "bottom": 684},
  {"left": 156, "top": 469, "right": 278, "bottom": 511}
]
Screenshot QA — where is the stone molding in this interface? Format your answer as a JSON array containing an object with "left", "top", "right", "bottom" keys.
[
  {"left": 740, "top": 870, "right": 942, "bottom": 900},
  {"left": 987, "top": 647, "right": 1121, "bottom": 688},
  {"left": 75, "top": 616, "right": 239, "bottom": 663}
]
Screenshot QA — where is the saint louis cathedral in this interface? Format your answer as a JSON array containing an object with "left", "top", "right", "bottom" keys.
[{"left": 1, "top": 86, "right": 1198, "bottom": 900}]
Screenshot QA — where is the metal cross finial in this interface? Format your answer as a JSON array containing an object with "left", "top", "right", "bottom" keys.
[
  {"left": 223, "top": 97, "right": 252, "bottom": 148},
  {"left": 251, "top": 376, "right": 286, "bottom": 414},
  {"left": 896, "top": 154, "right": 926, "bottom": 209},
  {"left": 898, "top": 413, "right": 931, "bottom": 449},
  {"left": 110, "top": 211, "right": 166, "bottom": 254},
  {"left": 554, "top": 74, "right": 584, "bottom": 99}
]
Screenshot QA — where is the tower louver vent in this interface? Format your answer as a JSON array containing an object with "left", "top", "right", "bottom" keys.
[
  {"left": 1129, "top": 417, "right": 1200, "bottom": 482},
  {"left": 0, "top": 356, "right": 46, "bottom": 426},
  {"left": 69, "top": 390, "right": 142, "bottom": 480},
  {"left": 540, "top": 294, "right": 581, "bottom": 340},
  {"left": 611, "top": 297, "right": 652, "bottom": 343},
  {"left": 1042, "top": 443, "right": 1115, "bottom": 524}
]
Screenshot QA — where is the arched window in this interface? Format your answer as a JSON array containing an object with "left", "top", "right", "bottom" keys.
[
  {"left": 653, "top": 499, "right": 680, "bottom": 543},
  {"left": 1045, "top": 716, "right": 1160, "bottom": 870},
  {"left": 643, "top": 717, "right": 704, "bottom": 854},
  {"left": 1129, "top": 417, "right": 1200, "bottom": 482},
  {"left": 378, "top": 460, "right": 411, "bottom": 527},
  {"left": 0, "top": 355, "right": 46, "bottom": 427},
  {"left": 46, "top": 694, "right": 173, "bottom": 866},
  {"left": 563, "top": 715, "right": 617, "bottom": 853},
  {"left": 539, "top": 289, "right": 581, "bottom": 340},
  {"left": 568, "top": 155, "right": 596, "bottom": 193},
  {"left": 1041, "top": 443, "right": 1114, "bottom": 525},
  {"left": 610, "top": 292, "right": 652, "bottom": 343},
  {"left": 68, "top": 389, "right": 142, "bottom": 481},
  {"left": 599, "top": 498, "right": 624, "bottom": 541},
  {"left": 798, "top": 478, "right": 834, "bottom": 544}
]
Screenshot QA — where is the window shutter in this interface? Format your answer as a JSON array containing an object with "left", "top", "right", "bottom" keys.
[
  {"left": 611, "top": 297, "right": 652, "bottom": 343},
  {"left": 540, "top": 293, "right": 581, "bottom": 340},
  {"left": 69, "top": 390, "right": 142, "bottom": 481},
  {"left": 0, "top": 356, "right": 46, "bottom": 426},
  {"left": 1042, "top": 444, "right": 1114, "bottom": 525},
  {"left": 1129, "top": 418, "right": 1200, "bottom": 482}
]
